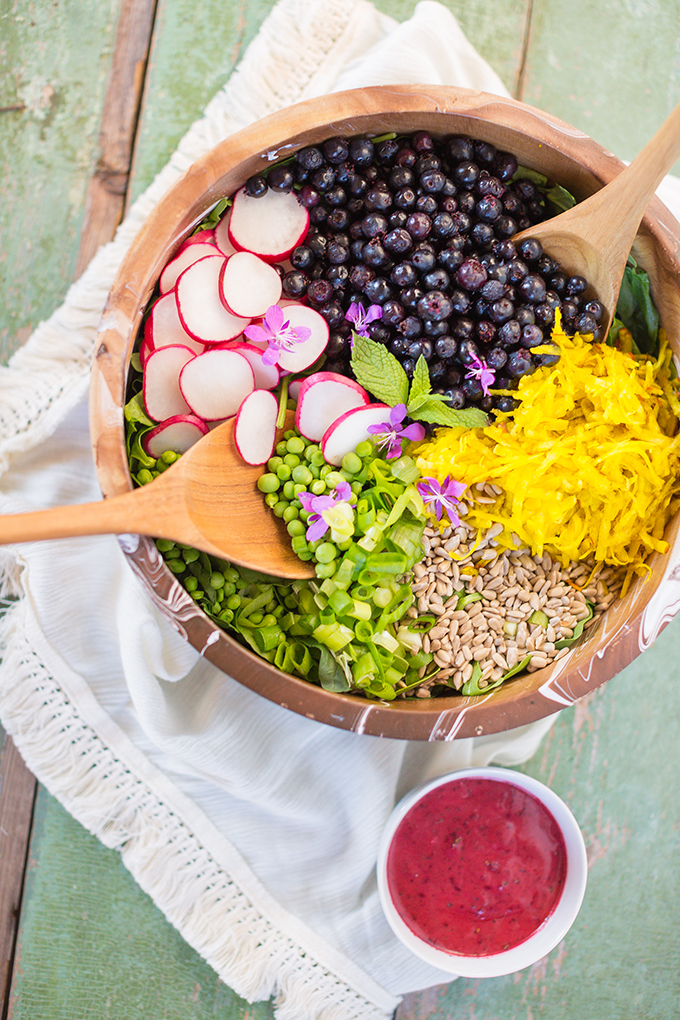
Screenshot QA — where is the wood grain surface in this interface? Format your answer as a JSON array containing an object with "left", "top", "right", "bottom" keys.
[{"left": 2, "top": 0, "right": 680, "bottom": 1018}]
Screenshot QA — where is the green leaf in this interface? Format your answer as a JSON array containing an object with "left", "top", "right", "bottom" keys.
[
  {"left": 408, "top": 356, "right": 432, "bottom": 405},
  {"left": 512, "top": 165, "right": 548, "bottom": 187},
  {"left": 555, "top": 603, "right": 594, "bottom": 649},
  {"left": 124, "top": 391, "right": 154, "bottom": 429},
  {"left": 316, "top": 644, "right": 352, "bottom": 692},
  {"left": 350, "top": 333, "right": 409, "bottom": 406},
  {"left": 409, "top": 396, "right": 489, "bottom": 428},
  {"left": 545, "top": 183, "right": 577, "bottom": 214},
  {"left": 614, "top": 260, "right": 659, "bottom": 355}
]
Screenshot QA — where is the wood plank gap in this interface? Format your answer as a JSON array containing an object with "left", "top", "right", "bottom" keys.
[
  {"left": 515, "top": 0, "right": 536, "bottom": 101},
  {"left": 0, "top": 737, "right": 37, "bottom": 1020},
  {"left": 74, "top": 0, "right": 160, "bottom": 277}
]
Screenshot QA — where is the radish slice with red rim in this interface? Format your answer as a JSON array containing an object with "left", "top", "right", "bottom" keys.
[
  {"left": 321, "top": 403, "right": 391, "bottom": 466},
  {"left": 183, "top": 227, "right": 216, "bottom": 247},
  {"left": 294, "top": 371, "right": 370, "bottom": 442},
  {"left": 176, "top": 254, "right": 251, "bottom": 344},
  {"left": 146, "top": 292, "right": 206, "bottom": 355},
  {"left": 234, "top": 389, "right": 279, "bottom": 465},
  {"left": 159, "top": 242, "right": 217, "bottom": 294},
  {"left": 275, "top": 304, "right": 329, "bottom": 373},
  {"left": 227, "top": 341, "right": 281, "bottom": 390},
  {"left": 214, "top": 207, "right": 236, "bottom": 256},
  {"left": 143, "top": 344, "right": 196, "bottom": 422},
  {"left": 219, "top": 251, "right": 283, "bottom": 318},
  {"left": 179, "top": 347, "right": 255, "bottom": 421},
  {"left": 143, "top": 414, "right": 209, "bottom": 459},
  {"left": 228, "top": 186, "right": 309, "bottom": 263}
]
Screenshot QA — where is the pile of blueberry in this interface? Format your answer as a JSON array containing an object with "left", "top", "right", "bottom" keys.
[{"left": 245, "top": 131, "right": 605, "bottom": 414}]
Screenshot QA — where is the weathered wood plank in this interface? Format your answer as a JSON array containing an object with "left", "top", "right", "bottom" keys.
[
  {"left": 0, "top": 0, "right": 125, "bottom": 362},
  {"left": 0, "top": 730, "right": 36, "bottom": 1019},
  {"left": 74, "top": 0, "right": 158, "bottom": 275}
]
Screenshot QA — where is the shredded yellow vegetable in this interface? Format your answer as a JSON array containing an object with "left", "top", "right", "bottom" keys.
[{"left": 414, "top": 318, "right": 680, "bottom": 592}]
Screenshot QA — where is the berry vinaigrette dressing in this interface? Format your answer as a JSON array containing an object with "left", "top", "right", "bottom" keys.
[{"left": 386, "top": 777, "right": 567, "bottom": 957}]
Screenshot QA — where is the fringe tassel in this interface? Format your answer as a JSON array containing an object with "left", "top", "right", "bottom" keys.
[{"left": 0, "top": 594, "right": 397, "bottom": 1020}]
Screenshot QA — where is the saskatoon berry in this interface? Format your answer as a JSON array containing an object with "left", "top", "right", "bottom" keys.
[
  {"left": 327, "top": 264, "right": 349, "bottom": 288},
  {"left": 442, "top": 386, "right": 466, "bottom": 409},
  {"left": 521, "top": 324, "right": 544, "bottom": 348},
  {"left": 412, "top": 131, "right": 435, "bottom": 153},
  {"left": 327, "top": 240, "right": 350, "bottom": 264},
  {"left": 518, "top": 273, "right": 547, "bottom": 303},
  {"left": 401, "top": 357, "right": 416, "bottom": 377},
  {"left": 490, "top": 298, "right": 514, "bottom": 323},
  {"left": 384, "top": 228, "right": 413, "bottom": 255},
  {"left": 475, "top": 194, "right": 503, "bottom": 222},
  {"left": 506, "top": 348, "right": 534, "bottom": 377},
  {"left": 309, "top": 205, "right": 328, "bottom": 225},
  {"left": 325, "top": 185, "right": 347, "bottom": 207},
  {"left": 391, "top": 262, "right": 418, "bottom": 288},
  {"left": 435, "top": 335, "right": 458, "bottom": 360},
  {"left": 450, "top": 288, "right": 472, "bottom": 314},
  {"left": 447, "top": 136, "right": 474, "bottom": 162},
  {"left": 389, "top": 210, "right": 409, "bottom": 230},
  {"left": 536, "top": 254, "right": 559, "bottom": 277},
  {"left": 417, "top": 290, "right": 453, "bottom": 321},
  {"left": 423, "top": 320, "right": 449, "bottom": 337},
  {"left": 291, "top": 245, "right": 314, "bottom": 269},
  {"left": 458, "top": 338, "right": 481, "bottom": 365},
  {"left": 495, "top": 216, "right": 517, "bottom": 238},
  {"left": 365, "top": 184, "right": 393, "bottom": 211},
  {"left": 575, "top": 312, "right": 599, "bottom": 334},
  {"left": 319, "top": 301, "right": 346, "bottom": 329},
  {"left": 429, "top": 361, "right": 447, "bottom": 384},
  {"left": 518, "top": 238, "right": 543, "bottom": 262},
  {"left": 326, "top": 331, "right": 350, "bottom": 358},
  {"left": 561, "top": 299, "right": 579, "bottom": 322},
  {"left": 406, "top": 212, "right": 432, "bottom": 239},
  {"left": 462, "top": 376, "right": 484, "bottom": 401},
  {"left": 390, "top": 336, "right": 410, "bottom": 356},
  {"left": 395, "top": 146, "right": 417, "bottom": 168},
  {"left": 282, "top": 270, "right": 309, "bottom": 298},
  {"left": 348, "top": 136, "right": 374, "bottom": 165},
  {"left": 394, "top": 187, "right": 417, "bottom": 210},
  {"left": 376, "top": 138, "right": 400, "bottom": 164},
  {"left": 494, "top": 394, "right": 519, "bottom": 413},
  {"left": 476, "top": 320, "right": 497, "bottom": 344},
  {"left": 585, "top": 300, "right": 605, "bottom": 320},
  {"left": 493, "top": 239, "right": 517, "bottom": 261},
  {"left": 481, "top": 279, "right": 506, "bottom": 301},
  {"left": 566, "top": 275, "right": 588, "bottom": 296},
  {"left": 515, "top": 305, "right": 535, "bottom": 326},
  {"left": 368, "top": 322, "right": 392, "bottom": 343},
  {"left": 245, "top": 174, "right": 268, "bottom": 197},
  {"left": 457, "top": 259, "right": 488, "bottom": 291},
  {"left": 296, "top": 146, "right": 324, "bottom": 171},
  {"left": 473, "top": 139, "right": 496, "bottom": 165},
  {"left": 453, "top": 161, "right": 480, "bottom": 187},
  {"left": 550, "top": 272, "right": 569, "bottom": 295},
  {"left": 326, "top": 208, "right": 350, "bottom": 231},
  {"left": 307, "top": 279, "right": 334, "bottom": 305},
  {"left": 423, "top": 267, "right": 451, "bottom": 290},
  {"left": 493, "top": 151, "right": 519, "bottom": 182},
  {"left": 365, "top": 277, "right": 394, "bottom": 304},
  {"left": 400, "top": 315, "right": 423, "bottom": 339},
  {"left": 416, "top": 194, "right": 438, "bottom": 215},
  {"left": 420, "top": 169, "right": 446, "bottom": 193},
  {"left": 267, "top": 165, "right": 294, "bottom": 192},
  {"left": 348, "top": 174, "right": 368, "bottom": 197},
  {"left": 349, "top": 264, "right": 374, "bottom": 290},
  {"left": 381, "top": 300, "right": 406, "bottom": 326},
  {"left": 312, "top": 166, "right": 336, "bottom": 191},
  {"left": 486, "top": 346, "right": 508, "bottom": 371},
  {"left": 416, "top": 154, "right": 441, "bottom": 174},
  {"left": 470, "top": 222, "right": 495, "bottom": 249},
  {"left": 431, "top": 212, "right": 456, "bottom": 240},
  {"left": 497, "top": 320, "right": 522, "bottom": 346},
  {"left": 401, "top": 287, "right": 425, "bottom": 309},
  {"left": 361, "top": 213, "right": 388, "bottom": 238},
  {"left": 362, "top": 239, "right": 390, "bottom": 268},
  {"left": 438, "top": 248, "right": 464, "bottom": 273},
  {"left": 389, "top": 166, "right": 415, "bottom": 189},
  {"left": 411, "top": 244, "right": 437, "bottom": 274},
  {"left": 322, "top": 137, "right": 349, "bottom": 164}
]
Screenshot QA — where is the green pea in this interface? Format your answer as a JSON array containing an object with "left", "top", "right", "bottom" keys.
[
  {"left": 226, "top": 595, "right": 241, "bottom": 610},
  {"left": 283, "top": 430, "right": 296, "bottom": 440},
  {"left": 250, "top": 612, "right": 264, "bottom": 625},
  {"left": 210, "top": 572, "right": 225, "bottom": 589},
  {"left": 166, "top": 559, "right": 185, "bottom": 574},
  {"left": 304, "top": 444, "right": 320, "bottom": 462},
  {"left": 261, "top": 614, "right": 278, "bottom": 627},
  {"left": 223, "top": 567, "right": 240, "bottom": 583},
  {"left": 264, "top": 493, "right": 279, "bottom": 508},
  {"left": 138, "top": 469, "right": 154, "bottom": 485},
  {"left": 355, "top": 441, "right": 374, "bottom": 459},
  {"left": 161, "top": 450, "right": 179, "bottom": 465},
  {"left": 156, "top": 538, "right": 176, "bottom": 553},
  {"left": 282, "top": 480, "right": 296, "bottom": 500},
  {"left": 310, "top": 478, "right": 327, "bottom": 496},
  {"left": 351, "top": 481, "right": 363, "bottom": 495},
  {"left": 182, "top": 547, "right": 200, "bottom": 563},
  {"left": 272, "top": 500, "right": 288, "bottom": 518},
  {"left": 309, "top": 464, "right": 321, "bottom": 479},
  {"left": 320, "top": 464, "right": 333, "bottom": 478},
  {"left": 276, "top": 464, "right": 291, "bottom": 481},
  {"left": 287, "top": 519, "right": 305, "bottom": 537},
  {"left": 315, "top": 542, "right": 337, "bottom": 563},
  {"left": 219, "top": 608, "right": 234, "bottom": 624},
  {"left": 155, "top": 458, "right": 169, "bottom": 473},
  {"left": 190, "top": 589, "right": 205, "bottom": 601},
  {"left": 276, "top": 440, "right": 288, "bottom": 456},
  {"left": 341, "top": 451, "right": 363, "bottom": 475},
  {"left": 315, "top": 562, "right": 337, "bottom": 579},
  {"left": 311, "top": 450, "right": 326, "bottom": 467},
  {"left": 293, "top": 482, "right": 308, "bottom": 496},
  {"left": 267, "top": 455, "right": 283, "bottom": 471},
  {"left": 325, "top": 470, "right": 345, "bottom": 489},
  {"left": 257, "top": 473, "right": 280, "bottom": 493},
  {"left": 283, "top": 452, "right": 301, "bottom": 468},
  {"left": 185, "top": 576, "right": 199, "bottom": 592},
  {"left": 292, "top": 464, "right": 313, "bottom": 486},
  {"left": 283, "top": 505, "right": 299, "bottom": 523},
  {"left": 222, "top": 582, "right": 236, "bottom": 596},
  {"left": 286, "top": 436, "right": 306, "bottom": 455}
]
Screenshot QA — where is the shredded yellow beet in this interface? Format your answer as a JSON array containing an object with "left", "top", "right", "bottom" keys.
[{"left": 413, "top": 318, "right": 680, "bottom": 591}]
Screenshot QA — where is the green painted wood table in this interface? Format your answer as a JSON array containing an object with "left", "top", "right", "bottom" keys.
[{"left": 1, "top": 1, "right": 680, "bottom": 1017}]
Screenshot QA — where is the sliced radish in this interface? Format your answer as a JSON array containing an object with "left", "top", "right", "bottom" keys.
[
  {"left": 146, "top": 292, "right": 206, "bottom": 355},
  {"left": 179, "top": 348, "right": 255, "bottom": 421},
  {"left": 294, "top": 372, "right": 370, "bottom": 442},
  {"left": 228, "top": 186, "right": 309, "bottom": 263},
  {"left": 183, "top": 228, "right": 216, "bottom": 247},
  {"left": 160, "top": 242, "right": 217, "bottom": 294},
  {"left": 143, "top": 414, "right": 209, "bottom": 458},
  {"left": 227, "top": 341, "right": 281, "bottom": 390},
  {"left": 321, "top": 403, "right": 392, "bottom": 466},
  {"left": 143, "top": 345, "right": 196, "bottom": 422},
  {"left": 214, "top": 207, "right": 237, "bottom": 256},
  {"left": 176, "top": 254, "right": 251, "bottom": 344},
  {"left": 234, "top": 389, "right": 279, "bottom": 465},
  {"left": 219, "top": 251, "right": 282, "bottom": 318},
  {"left": 288, "top": 377, "right": 303, "bottom": 402},
  {"left": 139, "top": 331, "right": 154, "bottom": 368},
  {"left": 276, "top": 304, "right": 329, "bottom": 373}
]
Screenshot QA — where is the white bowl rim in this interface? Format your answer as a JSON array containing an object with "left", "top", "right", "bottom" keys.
[{"left": 376, "top": 765, "right": 588, "bottom": 978}]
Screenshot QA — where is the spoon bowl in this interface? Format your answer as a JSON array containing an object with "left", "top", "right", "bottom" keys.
[
  {"left": 514, "top": 98, "right": 680, "bottom": 335},
  {"left": 0, "top": 416, "right": 314, "bottom": 579}
]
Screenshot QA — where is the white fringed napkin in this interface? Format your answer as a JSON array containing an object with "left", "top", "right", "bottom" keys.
[{"left": 4, "top": 2, "right": 679, "bottom": 1017}]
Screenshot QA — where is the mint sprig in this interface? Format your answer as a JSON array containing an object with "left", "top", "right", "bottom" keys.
[{"left": 351, "top": 333, "right": 489, "bottom": 429}]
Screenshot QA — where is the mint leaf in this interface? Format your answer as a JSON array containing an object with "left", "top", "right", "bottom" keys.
[
  {"left": 351, "top": 333, "right": 409, "bottom": 405},
  {"left": 408, "top": 355, "right": 431, "bottom": 407},
  {"left": 411, "top": 396, "right": 489, "bottom": 428}
]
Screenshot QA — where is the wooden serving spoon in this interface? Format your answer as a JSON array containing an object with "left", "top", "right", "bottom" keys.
[
  {"left": 514, "top": 98, "right": 680, "bottom": 334},
  {"left": 0, "top": 416, "right": 315, "bottom": 580}
]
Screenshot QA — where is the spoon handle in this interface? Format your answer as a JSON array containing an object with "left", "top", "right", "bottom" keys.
[{"left": 0, "top": 478, "right": 183, "bottom": 546}]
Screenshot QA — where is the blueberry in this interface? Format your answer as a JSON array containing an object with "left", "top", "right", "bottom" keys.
[
  {"left": 282, "top": 270, "right": 309, "bottom": 298},
  {"left": 267, "top": 165, "right": 294, "bottom": 192},
  {"left": 245, "top": 174, "right": 268, "bottom": 198},
  {"left": 406, "top": 212, "right": 432, "bottom": 240},
  {"left": 416, "top": 290, "right": 453, "bottom": 321},
  {"left": 456, "top": 259, "right": 488, "bottom": 292},
  {"left": 348, "top": 137, "right": 375, "bottom": 165},
  {"left": 518, "top": 273, "right": 547, "bottom": 303},
  {"left": 442, "top": 386, "right": 467, "bottom": 409},
  {"left": 400, "top": 315, "right": 423, "bottom": 339},
  {"left": 296, "top": 146, "right": 324, "bottom": 171},
  {"left": 507, "top": 348, "right": 534, "bottom": 377},
  {"left": 497, "top": 320, "right": 522, "bottom": 347},
  {"left": 361, "top": 213, "right": 388, "bottom": 239},
  {"left": 384, "top": 228, "right": 413, "bottom": 255},
  {"left": 391, "top": 262, "right": 418, "bottom": 288},
  {"left": 322, "top": 137, "right": 349, "bottom": 164},
  {"left": 435, "top": 335, "right": 458, "bottom": 360},
  {"left": 518, "top": 238, "right": 543, "bottom": 263}
]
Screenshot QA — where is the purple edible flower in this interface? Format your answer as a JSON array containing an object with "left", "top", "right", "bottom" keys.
[
  {"left": 465, "top": 352, "right": 496, "bottom": 396},
  {"left": 417, "top": 475, "right": 467, "bottom": 524},
  {"left": 244, "top": 304, "right": 311, "bottom": 366},
  {"left": 366, "top": 403, "right": 426, "bottom": 460},
  {"left": 298, "top": 480, "right": 353, "bottom": 542},
  {"left": 345, "top": 300, "right": 383, "bottom": 338}
]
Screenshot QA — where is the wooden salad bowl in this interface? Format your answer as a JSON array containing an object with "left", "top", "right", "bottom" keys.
[{"left": 91, "top": 85, "right": 680, "bottom": 740}]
